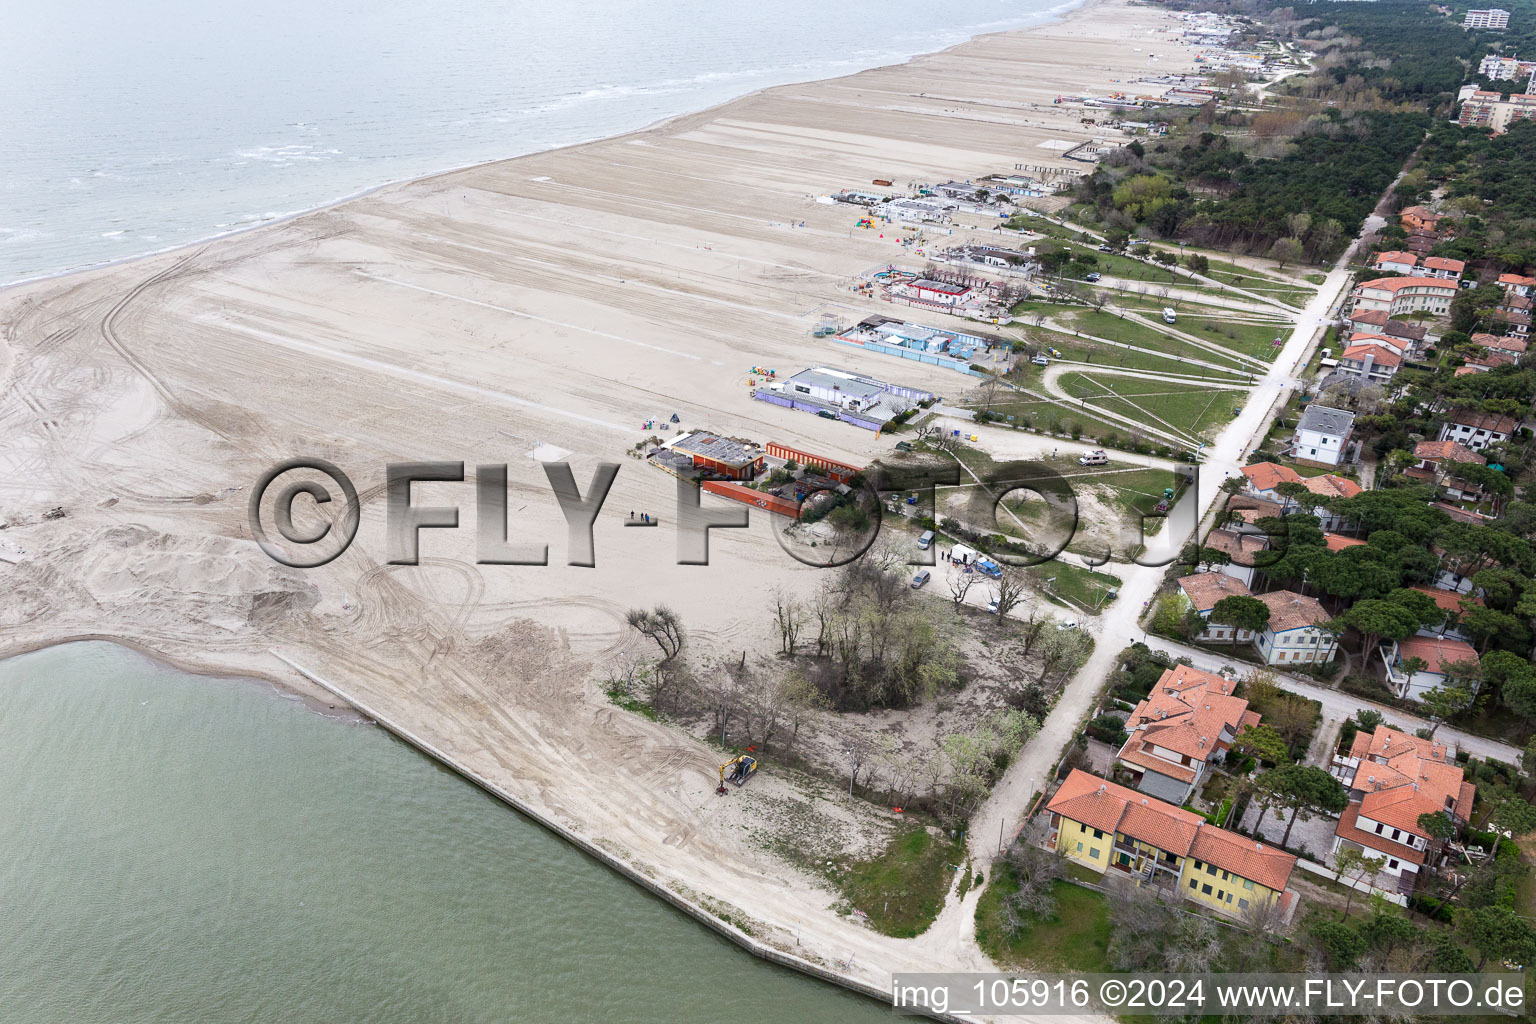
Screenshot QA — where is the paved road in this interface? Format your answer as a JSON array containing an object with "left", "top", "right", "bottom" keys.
[
  {"left": 1147, "top": 634, "right": 1523, "bottom": 766},
  {"left": 968, "top": 237, "right": 1361, "bottom": 863}
]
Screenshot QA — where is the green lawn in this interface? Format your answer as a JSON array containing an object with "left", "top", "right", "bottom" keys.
[
  {"left": 1062, "top": 309, "right": 1253, "bottom": 372},
  {"left": 1029, "top": 561, "right": 1122, "bottom": 609},
  {"left": 1009, "top": 326, "right": 1248, "bottom": 382},
  {"left": 1057, "top": 372, "right": 1240, "bottom": 439},
  {"left": 840, "top": 825, "right": 963, "bottom": 938},
  {"left": 975, "top": 875, "right": 1112, "bottom": 971}
]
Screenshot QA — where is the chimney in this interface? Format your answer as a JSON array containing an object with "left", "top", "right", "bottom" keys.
[{"left": 1098, "top": 784, "right": 1107, "bottom": 794}]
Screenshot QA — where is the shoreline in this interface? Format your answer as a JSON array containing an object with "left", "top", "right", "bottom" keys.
[
  {"left": 0, "top": 0, "right": 1091, "bottom": 295},
  {"left": 0, "top": 0, "right": 1191, "bottom": 1009}
]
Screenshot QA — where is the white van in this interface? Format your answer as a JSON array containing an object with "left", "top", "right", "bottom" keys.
[
  {"left": 917, "top": 530, "right": 935, "bottom": 550},
  {"left": 1162, "top": 307, "right": 1177, "bottom": 324},
  {"left": 950, "top": 543, "right": 979, "bottom": 565},
  {"left": 1078, "top": 450, "right": 1109, "bottom": 466}
]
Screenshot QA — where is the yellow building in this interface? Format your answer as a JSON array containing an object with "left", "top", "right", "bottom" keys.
[{"left": 1045, "top": 770, "right": 1296, "bottom": 918}]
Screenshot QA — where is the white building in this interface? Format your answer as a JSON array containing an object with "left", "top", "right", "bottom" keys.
[
  {"left": 1253, "top": 591, "right": 1338, "bottom": 666},
  {"left": 1437, "top": 408, "right": 1516, "bottom": 452},
  {"left": 1350, "top": 276, "right": 1458, "bottom": 317},
  {"left": 1464, "top": 8, "right": 1510, "bottom": 29},
  {"left": 1379, "top": 635, "right": 1481, "bottom": 701},
  {"left": 1480, "top": 54, "right": 1536, "bottom": 79},
  {"left": 1291, "top": 404, "right": 1355, "bottom": 467}
]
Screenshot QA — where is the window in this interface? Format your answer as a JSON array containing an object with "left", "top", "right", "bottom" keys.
[
  {"left": 1189, "top": 879, "right": 1198, "bottom": 890},
  {"left": 1193, "top": 859, "right": 1203, "bottom": 870},
  {"left": 1090, "top": 848, "right": 1100, "bottom": 860},
  {"left": 1201, "top": 883, "right": 1213, "bottom": 895},
  {"left": 1238, "top": 898, "right": 1250, "bottom": 910},
  {"left": 1206, "top": 864, "right": 1217, "bottom": 876},
  {"left": 1092, "top": 829, "right": 1104, "bottom": 840},
  {"left": 1391, "top": 828, "right": 1401, "bottom": 841},
  {"left": 1388, "top": 858, "right": 1399, "bottom": 869},
  {"left": 1310, "top": 448, "right": 1317, "bottom": 456},
  {"left": 1226, "top": 892, "right": 1234, "bottom": 903},
  {"left": 1221, "top": 870, "right": 1230, "bottom": 881},
  {"left": 1077, "top": 842, "right": 1084, "bottom": 853},
  {"left": 1243, "top": 879, "right": 1254, "bottom": 890},
  {"left": 1374, "top": 823, "right": 1384, "bottom": 835}
]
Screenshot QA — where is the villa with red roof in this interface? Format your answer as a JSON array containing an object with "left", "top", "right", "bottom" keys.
[
  {"left": 1045, "top": 770, "right": 1297, "bottom": 917},
  {"left": 1254, "top": 590, "right": 1338, "bottom": 666},
  {"left": 1115, "top": 664, "right": 1259, "bottom": 803},
  {"left": 1329, "top": 727, "right": 1475, "bottom": 893},
  {"left": 1406, "top": 440, "right": 1491, "bottom": 503},
  {"left": 1438, "top": 408, "right": 1517, "bottom": 452},
  {"left": 1380, "top": 634, "right": 1481, "bottom": 701},
  {"left": 1239, "top": 462, "right": 1360, "bottom": 529},
  {"left": 1421, "top": 256, "right": 1465, "bottom": 280},
  {"left": 1337, "top": 342, "right": 1402, "bottom": 383},
  {"left": 1372, "top": 251, "right": 1418, "bottom": 275}
]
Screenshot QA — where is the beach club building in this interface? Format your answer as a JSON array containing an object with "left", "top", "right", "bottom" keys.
[
  {"left": 663, "top": 432, "right": 765, "bottom": 480},
  {"left": 1045, "top": 770, "right": 1297, "bottom": 918},
  {"left": 1349, "top": 276, "right": 1457, "bottom": 317}
]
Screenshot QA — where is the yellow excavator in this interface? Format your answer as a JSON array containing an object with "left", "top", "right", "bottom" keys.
[{"left": 716, "top": 755, "right": 758, "bottom": 794}]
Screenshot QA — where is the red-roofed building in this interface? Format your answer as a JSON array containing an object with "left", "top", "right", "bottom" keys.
[
  {"left": 1201, "top": 528, "right": 1269, "bottom": 588},
  {"left": 1350, "top": 276, "right": 1457, "bottom": 317},
  {"left": 1330, "top": 727, "right": 1475, "bottom": 891},
  {"left": 1499, "top": 272, "right": 1536, "bottom": 298},
  {"left": 1400, "top": 207, "right": 1443, "bottom": 233},
  {"left": 1338, "top": 343, "right": 1402, "bottom": 383},
  {"left": 1372, "top": 251, "right": 1418, "bottom": 275},
  {"left": 1254, "top": 590, "right": 1338, "bottom": 666},
  {"left": 1116, "top": 664, "right": 1258, "bottom": 803},
  {"left": 1045, "top": 770, "right": 1297, "bottom": 917},
  {"left": 1240, "top": 461, "right": 1302, "bottom": 499},
  {"left": 1344, "top": 310, "right": 1427, "bottom": 345},
  {"left": 1324, "top": 532, "right": 1365, "bottom": 552},
  {"left": 1380, "top": 635, "right": 1481, "bottom": 701},
  {"left": 1409, "top": 585, "right": 1480, "bottom": 642},
  {"left": 1408, "top": 440, "right": 1490, "bottom": 502},
  {"left": 1421, "top": 256, "right": 1465, "bottom": 279}
]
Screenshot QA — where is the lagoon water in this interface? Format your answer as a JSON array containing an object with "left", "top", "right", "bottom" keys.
[
  {"left": 0, "top": 642, "right": 893, "bottom": 1023},
  {"left": 2, "top": 0, "right": 1070, "bottom": 283}
]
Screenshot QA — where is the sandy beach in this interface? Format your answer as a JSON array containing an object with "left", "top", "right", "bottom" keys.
[{"left": 1, "top": 0, "right": 1210, "bottom": 1000}]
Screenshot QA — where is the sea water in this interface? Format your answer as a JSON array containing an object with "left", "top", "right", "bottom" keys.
[
  {"left": 2, "top": 0, "right": 1074, "bottom": 284},
  {"left": 0, "top": 642, "right": 895, "bottom": 1023}
]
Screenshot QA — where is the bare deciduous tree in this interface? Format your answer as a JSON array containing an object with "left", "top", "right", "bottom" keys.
[{"left": 948, "top": 568, "right": 978, "bottom": 611}]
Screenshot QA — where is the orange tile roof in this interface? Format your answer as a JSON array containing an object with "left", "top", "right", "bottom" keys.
[
  {"left": 1414, "top": 440, "right": 1486, "bottom": 465},
  {"left": 1423, "top": 257, "right": 1465, "bottom": 273},
  {"left": 1409, "top": 585, "right": 1481, "bottom": 615},
  {"left": 1373, "top": 251, "right": 1418, "bottom": 267},
  {"left": 1203, "top": 529, "right": 1268, "bottom": 566},
  {"left": 1177, "top": 571, "right": 1253, "bottom": 611},
  {"left": 1241, "top": 462, "right": 1302, "bottom": 492},
  {"left": 1124, "top": 664, "right": 1253, "bottom": 762},
  {"left": 1256, "top": 590, "right": 1329, "bottom": 632},
  {"left": 1336, "top": 802, "right": 1427, "bottom": 866},
  {"left": 1189, "top": 826, "right": 1297, "bottom": 892},
  {"left": 1455, "top": 366, "right": 1480, "bottom": 377},
  {"left": 1046, "top": 771, "right": 1288, "bottom": 887},
  {"left": 1324, "top": 532, "right": 1365, "bottom": 551},
  {"left": 1303, "top": 475, "right": 1361, "bottom": 499},
  {"left": 1478, "top": 334, "right": 1527, "bottom": 354},
  {"left": 1347, "top": 332, "right": 1409, "bottom": 354},
  {"left": 1116, "top": 741, "right": 1199, "bottom": 783},
  {"left": 1447, "top": 408, "right": 1517, "bottom": 433},
  {"left": 1498, "top": 273, "right": 1536, "bottom": 289},
  {"left": 1395, "top": 635, "right": 1479, "bottom": 675},
  {"left": 1342, "top": 344, "right": 1402, "bottom": 367},
  {"left": 1355, "top": 276, "right": 1457, "bottom": 294}
]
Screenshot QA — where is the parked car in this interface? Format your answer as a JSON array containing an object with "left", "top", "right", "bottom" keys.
[
  {"left": 1031, "top": 354, "right": 1050, "bottom": 366},
  {"left": 986, "top": 598, "right": 1000, "bottom": 614},
  {"left": 917, "top": 530, "right": 935, "bottom": 550},
  {"left": 1078, "top": 450, "right": 1108, "bottom": 466},
  {"left": 816, "top": 409, "right": 839, "bottom": 420},
  {"left": 1084, "top": 272, "right": 1101, "bottom": 282},
  {"left": 894, "top": 440, "right": 914, "bottom": 452},
  {"left": 1096, "top": 244, "right": 1113, "bottom": 253},
  {"left": 910, "top": 570, "right": 931, "bottom": 589},
  {"left": 1056, "top": 619, "right": 1078, "bottom": 630},
  {"left": 976, "top": 558, "right": 1002, "bottom": 579}
]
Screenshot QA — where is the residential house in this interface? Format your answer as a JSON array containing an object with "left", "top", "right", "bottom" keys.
[
  {"left": 1422, "top": 256, "right": 1466, "bottom": 280},
  {"left": 1372, "top": 251, "right": 1418, "bottom": 275},
  {"left": 1202, "top": 528, "right": 1270, "bottom": 587},
  {"left": 1349, "top": 277, "right": 1457, "bottom": 317},
  {"left": 1337, "top": 343, "right": 1401, "bottom": 384},
  {"left": 1380, "top": 635, "right": 1482, "bottom": 701},
  {"left": 1115, "top": 664, "right": 1260, "bottom": 803},
  {"left": 1254, "top": 590, "right": 1338, "bottom": 666},
  {"left": 1330, "top": 727, "right": 1475, "bottom": 893},
  {"left": 1437, "top": 408, "right": 1516, "bottom": 452},
  {"left": 1470, "top": 333, "right": 1527, "bottom": 365},
  {"left": 1343, "top": 310, "right": 1426, "bottom": 347},
  {"left": 1499, "top": 272, "right": 1536, "bottom": 298},
  {"left": 1177, "top": 573, "right": 1258, "bottom": 645},
  {"left": 1494, "top": 289, "right": 1532, "bottom": 336},
  {"left": 1045, "top": 770, "right": 1297, "bottom": 917},
  {"left": 1405, "top": 440, "right": 1490, "bottom": 502},
  {"left": 1399, "top": 207, "right": 1444, "bottom": 234},
  {"left": 1291, "top": 404, "right": 1355, "bottom": 467},
  {"left": 1240, "top": 461, "right": 1302, "bottom": 501},
  {"left": 1409, "top": 585, "right": 1479, "bottom": 642},
  {"left": 1227, "top": 495, "right": 1285, "bottom": 531},
  {"left": 1237, "top": 463, "right": 1359, "bottom": 527}
]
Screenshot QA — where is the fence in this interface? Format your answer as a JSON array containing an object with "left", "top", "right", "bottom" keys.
[{"left": 750, "top": 389, "right": 885, "bottom": 431}]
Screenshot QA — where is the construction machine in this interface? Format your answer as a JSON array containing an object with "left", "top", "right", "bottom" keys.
[{"left": 716, "top": 755, "right": 758, "bottom": 794}]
